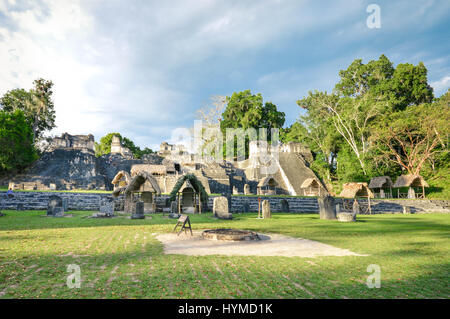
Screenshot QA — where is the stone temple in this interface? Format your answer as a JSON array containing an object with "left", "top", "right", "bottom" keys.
[{"left": 4, "top": 133, "right": 326, "bottom": 196}]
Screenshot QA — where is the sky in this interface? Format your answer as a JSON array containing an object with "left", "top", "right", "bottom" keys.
[{"left": 0, "top": 0, "right": 449, "bottom": 151}]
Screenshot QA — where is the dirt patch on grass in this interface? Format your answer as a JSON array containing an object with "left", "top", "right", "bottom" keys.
[{"left": 156, "top": 231, "right": 368, "bottom": 258}]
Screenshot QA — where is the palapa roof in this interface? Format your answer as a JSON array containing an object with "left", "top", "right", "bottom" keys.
[
  {"left": 169, "top": 174, "right": 208, "bottom": 203},
  {"left": 112, "top": 186, "right": 127, "bottom": 198},
  {"left": 257, "top": 177, "right": 278, "bottom": 188},
  {"left": 111, "top": 170, "right": 131, "bottom": 185},
  {"left": 131, "top": 164, "right": 168, "bottom": 176},
  {"left": 125, "top": 172, "right": 161, "bottom": 195},
  {"left": 368, "top": 176, "right": 393, "bottom": 189},
  {"left": 339, "top": 182, "right": 374, "bottom": 198},
  {"left": 393, "top": 175, "right": 429, "bottom": 188},
  {"left": 301, "top": 178, "right": 321, "bottom": 189}
]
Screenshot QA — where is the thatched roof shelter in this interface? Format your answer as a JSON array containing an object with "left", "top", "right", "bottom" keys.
[
  {"left": 301, "top": 178, "right": 320, "bottom": 189},
  {"left": 131, "top": 164, "right": 168, "bottom": 177},
  {"left": 112, "top": 186, "right": 126, "bottom": 198},
  {"left": 339, "top": 182, "right": 374, "bottom": 198},
  {"left": 169, "top": 174, "right": 208, "bottom": 203},
  {"left": 393, "top": 175, "right": 429, "bottom": 188},
  {"left": 257, "top": 177, "right": 277, "bottom": 188},
  {"left": 368, "top": 176, "right": 393, "bottom": 189},
  {"left": 125, "top": 172, "right": 161, "bottom": 195},
  {"left": 111, "top": 170, "right": 131, "bottom": 186}
]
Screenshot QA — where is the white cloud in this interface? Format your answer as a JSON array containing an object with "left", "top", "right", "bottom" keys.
[
  {"left": 1, "top": 0, "right": 449, "bottom": 148},
  {"left": 431, "top": 76, "right": 450, "bottom": 96}
]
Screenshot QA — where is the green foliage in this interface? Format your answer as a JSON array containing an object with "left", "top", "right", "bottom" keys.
[
  {"left": 0, "top": 78, "right": 56, "bottom": 142},
  {"left": 336, "top": 144, "right": 366, "bottom": 182},
  {"left": 0, "top": 109, "right": 38, "bottom": 172},
  {"left": 293, "top": 55, "right": 445, "bottom": 194},
  {"left": 220, "top": 90, "right": 285, "bottom": 158},
  {"left": 369, "top": 98, "right": 449, "bottom": 176},
  {"left": 94, "top": 133, "right": 154, "bottom": 158},
  {"left": 0, "top": 211, "right": 449, "bottom": 298},
  {"left": 221, "top": 90, "right": 285, "bottom": 131},
  {"left": 95, "top": 132, "right": 119, "bottom": 156}
]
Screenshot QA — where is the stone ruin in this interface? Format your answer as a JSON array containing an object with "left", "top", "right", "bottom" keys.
[
  {"left": 131, "top": 201, "right": 145, "bottom": 219},
  {"left": 92, "top": 197, "right": 115, "bottom": 218},
  {"left": 262, "top": 200, "right": 271, "bottom": 219},
  {"left": 49, "top": 133, "right": 95, "bottom": 154},
  {"left": 110, "top": 135, "right": 133, "bottom": 157},
  {"left": 213, "top": 196, "right": 232, "bottom": 220},
  {"left": 47, "top": 195, "right": 65, "bottom": 217},
  {"left": 318, "top": 195, "right": 336, "bottom": 220},
  {"left": 336, "top": 199, "right": 358, "bottom": 222},
  {"left": 4, "top": 134, "right": 326, "bottom": 200}
]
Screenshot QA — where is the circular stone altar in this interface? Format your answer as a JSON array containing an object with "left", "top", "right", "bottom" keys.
[{"left": 202, "top": 229, "right": 260, "bottom": 241}]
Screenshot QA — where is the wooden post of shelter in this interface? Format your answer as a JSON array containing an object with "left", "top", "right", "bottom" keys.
[
  {"left": 178, "top": 192, "right": 181, "bottom": 214},
  {"left": 258, "top": 197, "right": 262, "bottom": 219}
]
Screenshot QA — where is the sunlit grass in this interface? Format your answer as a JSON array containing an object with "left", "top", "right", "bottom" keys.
[{"left": 0, "top": 211, "right": 448, "bottom": 299}]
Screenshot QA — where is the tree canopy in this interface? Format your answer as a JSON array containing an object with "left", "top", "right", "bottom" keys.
[
  {"left": 94, "top": 133, "right": 155, "bottom": 158},
  {"left": 220, "top": 90, "right": 285, "bottom": 159},
  {"left": 0, "top": 78, "right": 56, "bottom": 143},
  {"left": 0, "top": 109, "right": 38, "bottom": 173},
  {"left": 282, "top": 55, "right": 445, "bottom": 194}
]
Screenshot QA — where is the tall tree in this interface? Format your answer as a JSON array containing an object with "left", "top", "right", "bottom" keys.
[
  {"left": 0, "top": 109, "right": 37, "bottom": 172},
  {"left": 369, "top": 92, "right": 449, "bottom": 176},
  {"left": 221, "top": 90, "right": 285, "bottom": 134},
  {"left": 0, "top": 78, "right": 56, "bottom": 142},
  {"left": 95, "top": 133, "right": 154, "bottom": 158},
  {"left": 195, "top": 95, "right": 226, "bottom": 157},
  {"left": 220, "top": 90, "right": 285, "bottom": 159},
  {"left": 297, "top": 55, "right": 434, "bottom": 175}
]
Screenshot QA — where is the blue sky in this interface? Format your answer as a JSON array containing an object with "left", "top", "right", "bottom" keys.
[{"left": 1, "top": 0, "right": 449, "bottom": 150}]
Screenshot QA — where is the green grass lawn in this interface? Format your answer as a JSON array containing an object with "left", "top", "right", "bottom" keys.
[{"left": 0, "top": 211, "right": 448, "bottom": 299}]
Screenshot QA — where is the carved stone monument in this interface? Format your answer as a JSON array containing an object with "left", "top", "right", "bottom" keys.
[
  {"left": 47, "top": 195, "right": 64, "bottom": 217},
  {"left": 262, "top": 200, "right": 271, "bottom": 219},
  {"left": 93, "top": 197, "right": 114, "bottom": 218},
  {"left": 213, "top": 196, "right": 232, "bottom": 220},
  {"left": 318, "top": 195, "right": 336, "bottom": 220},
  {"left": 131, "top": 201, "right": 145, "bottom": 219},
  {"left": 337, "top": 199, "right": 357, "bottom": 222}
]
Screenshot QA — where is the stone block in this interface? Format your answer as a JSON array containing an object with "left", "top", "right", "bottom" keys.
[
  {"left": 47, "top": 195, "right": 63, "bottom": 216},
  {"left": 337, "top": 212, "right": 356, "bottom": 222},
  {"left": 213, "top": 196, "right": 232, "bottom": 219},
  {"left": 262, "top": 200, "right": 271, "bottom": 218},
  {"left": 131, "top": 201, "right": 145, "bottom": 219},
  {"left": 99, "top": 197, "right": 114, "bottom": 217},
  {"left": 318, "top": 195, "right": 336, "bottom": 220}
]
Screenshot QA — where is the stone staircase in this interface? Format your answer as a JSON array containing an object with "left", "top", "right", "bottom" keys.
[{"left": 277, "top": 152, "right": 323, "bottom": 196}]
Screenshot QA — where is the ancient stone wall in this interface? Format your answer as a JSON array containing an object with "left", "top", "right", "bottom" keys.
[
  {"left": 1, "top": 191, "right": 448, "bottom": 214},
  {"left": 50, "top": 133, "right": 95, "bottom": 154}
]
